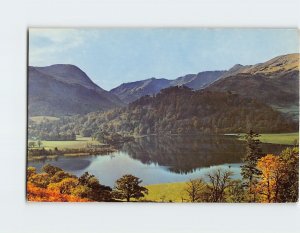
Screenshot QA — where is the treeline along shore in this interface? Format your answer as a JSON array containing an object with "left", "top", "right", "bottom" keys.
[{"left": 27, "top": 131, "right": 299, "bottom": 203}]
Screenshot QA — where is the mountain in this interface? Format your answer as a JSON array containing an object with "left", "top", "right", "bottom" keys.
[
  {"left": 28, "top": 64, "right": 124, "bottom": 116},
  {"left": 110, "top": 71, "right": 225, "bottom": 103},
  {"left": 170, "top": 71, "right": 226, "bottom": 89},
  {"left": 71, "top": 86, "right": 297, "bottom": 136},
  {"left": 28, "top": 53, "right": 299, "bottom": 118},
  {"left": 110, "top": 78, "right": 171, "bottom": 104},
  {"left": 222, "top": 53, "right": 299, "bottom": 78},
  {"left": 208, "top": 54, "right": 299, "bottom": 119}
]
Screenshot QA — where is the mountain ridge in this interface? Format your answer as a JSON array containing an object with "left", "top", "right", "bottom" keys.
[
  {"left": 28, "top": 64, "right": 124, "bottom": 116},
  {"left": 33, "top": 64, "right": 103, "bottom": 91},
  {"left": 110, "top": 70, "right": 226, "bottom": 103},
  {"left": 28, "top": 53, "right": 299, "bottom": 117},
  {"left": 207, "top": 53, "right": 299, "bottom": 119},
  {"left": 110, "top": 53, "right": 299, "bottom": 104},
  {"left": 220, "top": 53, "right": 299, "bottom": 79}
]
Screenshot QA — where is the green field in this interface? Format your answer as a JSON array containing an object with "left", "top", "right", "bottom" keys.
[
  {"left": 30, "top": 116, "right": 59, "bottom": 123},
  {"left": 29, "top": 135, "right": 102, "bottom": 150},
  {"left": 142, "top": 182, "right": 189, "bottom": 202},
  {"left": 238, "top": 132, "right": 299, "bottom": 145}
]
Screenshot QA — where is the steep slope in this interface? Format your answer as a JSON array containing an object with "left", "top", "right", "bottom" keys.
[
  {"left": 221, "top": 54, "right": 299, "bottom": 78},
  {"left": 110, "top": 78, "right": 171, "bottom": 104},
  {"left": 110, "top": 71, "right": 225, "bottom": 103},
  {"left": 208, "top": 54, "right": 299, "bottom": 119},
  {"left": 28, "top": 65, "right": 124, "bottom": 116},
  {"left": 220, "top": 64, "right": 251, "bottom": 78},
  {"left": 72, "top": 86, "right": 298, "bottom": 136},
  {"left": 171, "top": 71, "right": 225, "bottom": 89}
]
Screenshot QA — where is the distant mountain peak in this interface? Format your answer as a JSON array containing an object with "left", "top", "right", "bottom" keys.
[
  {"left": 28, "top": 64, "right": 124, "bottom": 116},
  {"left": 208, "top": 53, "right": 299, "bottom": 119},
  {"left": 223, "top": 53, "right": 299, "bottom": 79},
  {"left": 31, "top": 64, "right": 99, "bottom": 90},
  {"left": 229, "top": 64, "right": 244, "bottom": 71},
  {"left": 248, "top": 53, "right": 299, "bottom": 76},
  {"left": 111, "top": 70, "right": 226, "bottom": 103}
]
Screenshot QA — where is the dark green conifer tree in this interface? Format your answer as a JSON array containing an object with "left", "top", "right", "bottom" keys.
[{"left": 241, "top": 130, "right": 263, "bottom": 202}]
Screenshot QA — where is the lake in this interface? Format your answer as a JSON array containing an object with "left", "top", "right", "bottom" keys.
[{"left": 28, "top": 135, "right": 287, "bottom": 187}]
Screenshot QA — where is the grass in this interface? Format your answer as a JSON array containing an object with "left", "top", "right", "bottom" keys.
[
  {"left": 142, "top": 182, "right": 189, "bottom": 203},
  {"left": 29, "top": 135, "right": 103, "bottom": 150},
  {"left": 238, "top": 132, "right": 299, "bottom": 145},
  {"left": 64, "top": 152, "right": 90, "bottom": 157},
  {"left": 30, "top": 116, "right": 59, "bottom": 123},
  {"left": 27, "top": 155, "right": 58, "bottom": 162}
]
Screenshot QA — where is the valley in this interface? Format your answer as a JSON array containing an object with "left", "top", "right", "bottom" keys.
[{"left": 27, "top": 52, "right": 299, "bottom": 203}]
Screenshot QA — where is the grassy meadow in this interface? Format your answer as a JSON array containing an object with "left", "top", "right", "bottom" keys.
[
  {"left": 30, "top": 116, "right": 59, "bottom": 123},
  {"left": 28, "top": 135, "right": 102, "bottom": 150},
  {"left": 238, "top": 132, "right": 299, "bottom": 145},
  {"left": 142, "top": 182, "right": 189, "bottom": 202}
]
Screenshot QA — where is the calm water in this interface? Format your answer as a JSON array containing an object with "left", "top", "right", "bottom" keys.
[{"left": 28, "top": 135, "right": 287, "bottom": 186}]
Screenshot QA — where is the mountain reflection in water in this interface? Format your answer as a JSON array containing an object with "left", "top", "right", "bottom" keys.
[
  {"left": 122, "top": 135, "right": 285, "bottom": 174},
  {"left": 28, "top": 135, "right": 288, "bottom": 186}
]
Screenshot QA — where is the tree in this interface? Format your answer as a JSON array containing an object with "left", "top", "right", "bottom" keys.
[
  {"left": 27, "top": 183, "right": 90, "bottom": 202},
  {"left": 80, "top": 128, "right": 92, "bottom": 137},
  {"left": 93, "top": 131, "right": 108, "bottom": 143},
  {"left": 71, "top": 132, "right": 76, "bottom": 140},
  {"left": 241, "top": 130, "right": 263, "bottom": 201},
  {"left": 206, "top": 169, "right": 233, "bottom": 202},
  {"left": 71, "top": 185, "right": 92, "bottom": 199},
  {"left": 226, "top": 180, "right": 246, "bottom": 203},
  {"left": 37, "top": 140, "right": 42, "bottom": 148},
  {"left": 50, "top": 171, "right": 76, "bottom": 183},
  {"left": 42, "top": 164, "right": 63, "bottom": 176},
  {"left": 28, "top": 141, "right": 36, "bottom": 148},
  {"left": 78, "top": 172, "right": 112, "bottom": 201},
  {"left": 277, "top": 147, "right": 299, "bottom": 202},
  {"left": 113, "top": 174, "right": 148, "bottom": 202},
  {"left": 28, "top": 173, "right": 50, "bottom": 188},
  {"left": 184, "top": 178, "right": 206, "bottom": 202},
  {"left": 27, "top": 167, "right": 36, "bottom": 180},
  {"left": 255, "top": 154, "right": 283, "bottom": 203},
  {"left": 48, "top": 178, "right": 79, "bottom": 195}
]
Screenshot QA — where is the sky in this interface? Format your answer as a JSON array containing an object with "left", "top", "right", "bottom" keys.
[{"left": 29, "top": 28, "right": 299, "bottom": 90}]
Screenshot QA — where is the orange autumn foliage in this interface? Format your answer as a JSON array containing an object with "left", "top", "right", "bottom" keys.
[
  {"left": 255, "top": 154, "right": 283, "bottom": 203},
  {"left": 27, "top": 183, "right": 91, "bottom": 202}
]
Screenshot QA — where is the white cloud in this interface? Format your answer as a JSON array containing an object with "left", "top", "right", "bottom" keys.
[{"left": 29, "top": 28, "right": 87, "bottom": 65}]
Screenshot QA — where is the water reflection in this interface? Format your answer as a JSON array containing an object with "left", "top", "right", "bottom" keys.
[
  {"left": 28, "top": 157, "right": 92, "bottom": 171},
  {"left": 122, "top": 135, "right": 285, "bottom": 174},
  {"left": 28, "top": 135, "right": 288, "bottom": 186}
]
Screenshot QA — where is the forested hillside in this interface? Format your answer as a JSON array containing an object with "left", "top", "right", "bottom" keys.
[
  {"left": 28, "top": 86, "right": 297, "bottom": 140},
  {"left": 208, "top": 54, "right": 299, "bottom": 119},
  {"left": 208, "top": 71, "right": 299, "bottom": 114}
]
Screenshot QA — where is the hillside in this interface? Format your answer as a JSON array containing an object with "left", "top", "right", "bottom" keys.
[
  {"left": 111, "top": 54, "right": 299, "bottom": 105},
  {"left": 170, "top": 71, "right": 225, "bottom": 89},
  {"left": 66, "top": 86, "right": 297, "bottom": 137},
  {"left": 222, "top": 53, "right": 299, "bottom": 78},
  {"left": 110, "top": 71, "right": 225, "bottom": 103},
  {"left": 110, "top": 78, "right": 171, "bottom": 104},
  {"left": 28, "top": 65, "right": 124, "bottom": 116},
  {"left": 208, "top": 54, "right": 299, "bottom": 119}
]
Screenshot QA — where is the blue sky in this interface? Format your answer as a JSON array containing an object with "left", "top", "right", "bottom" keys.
[{"left": 29, "top": 28, "right": 299, "bottom": 90}]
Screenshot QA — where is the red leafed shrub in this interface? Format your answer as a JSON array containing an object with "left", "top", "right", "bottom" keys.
[{"left": 27, "top": 183, "right": 91, "bottom": 202}]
